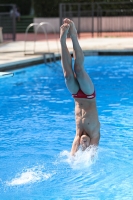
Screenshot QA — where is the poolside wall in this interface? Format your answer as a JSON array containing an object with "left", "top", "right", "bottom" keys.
[{"left": 34, "top": 17, "right": 133, "bottom": 33}]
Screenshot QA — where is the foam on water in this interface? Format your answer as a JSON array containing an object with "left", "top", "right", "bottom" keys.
[
  {"left": 6, "top": 165, "right": 52, "bottom": 186},
  {"left": 60, "top": 145, "right": 98, "bottom": 169}
]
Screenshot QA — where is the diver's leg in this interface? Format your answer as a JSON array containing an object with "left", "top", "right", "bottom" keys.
[
  {"left": 60, "top": 23, "right": 79, "bottom": 94},
  {"left": 63, "top": 18, "right": 94, "bottom": 95}
]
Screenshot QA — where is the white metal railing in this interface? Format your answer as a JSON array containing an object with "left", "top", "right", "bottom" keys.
[{"left": 24, "top": 22, "right": 59, "bottom": 56}]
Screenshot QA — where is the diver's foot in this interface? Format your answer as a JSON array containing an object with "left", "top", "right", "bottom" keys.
[
  {"left": 60, "top": 23, "right": 70, "bottom": 43},
  {"left": 63, "top": 18, "right": 77, "bottom": 38}
]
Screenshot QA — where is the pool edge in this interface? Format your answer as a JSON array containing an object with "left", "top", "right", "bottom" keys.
[{"left": 0, "top": 50, "right": 133, "bottom": 71}]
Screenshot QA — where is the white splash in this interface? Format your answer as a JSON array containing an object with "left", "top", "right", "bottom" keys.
[
  {"left": 60, "top": 145, "right": 98, "bottom": 169},
  {"left": 6, "top": 166, "right": 52, "bottom": 186}
]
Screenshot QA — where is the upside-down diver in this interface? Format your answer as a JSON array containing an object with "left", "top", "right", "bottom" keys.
[{"left": 60, "top": 18, "right": 100, "bottom": 156}]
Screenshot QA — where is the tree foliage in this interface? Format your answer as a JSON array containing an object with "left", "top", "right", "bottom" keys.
[
  {"left": 0, "top": 0, "right": 132, "bottom": 17},
  {"left": 0, "top": 0, "right": 31, "bottom": 15},
  {"left": 33, "top": 0, "right": 133, "bottom": 17}
]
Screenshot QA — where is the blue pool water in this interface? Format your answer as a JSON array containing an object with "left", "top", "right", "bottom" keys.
[{"left": 0, "top": 56, "right": 133, "bottom": 199}]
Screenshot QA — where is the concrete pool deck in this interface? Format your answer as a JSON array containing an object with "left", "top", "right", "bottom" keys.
[{"left": 0, "top": 34, "right": 133, "bottom": 71}]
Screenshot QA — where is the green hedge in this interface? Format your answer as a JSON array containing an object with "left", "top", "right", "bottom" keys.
[
  {"left": 0, "top": 0, "right": 132, "bottom": 17},
  {"left": 33, "top": 0, "right": 80, "bottom": 17},
  {"left": 33, "top": 0, "right": 94, "bottom": 17},
  {"left": 0, "top": 0, "right": 31, "bottom": 15},
  {"left": 33, "top": 0, "right": 133, "bottom": 17}
]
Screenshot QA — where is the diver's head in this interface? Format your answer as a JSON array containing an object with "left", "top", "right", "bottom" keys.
[{"left": 80, "top": 134, "right": 90, "bottom": 151}]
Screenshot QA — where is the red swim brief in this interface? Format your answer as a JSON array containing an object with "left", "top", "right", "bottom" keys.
[{"left": 72, "top": 89, "right": 96, "bottom": 99}]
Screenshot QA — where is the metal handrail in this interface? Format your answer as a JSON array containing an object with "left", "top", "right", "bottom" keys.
[
  {"left": 24, "top": 22, "right": 59, "bottom": 55},
  {"left": 34, "top": 22, "right": 50, "bottom": 54},
  {"left": 24, "top": 23, "right": 39, "bottom": 55},
  {"left": 34, "top": 22, "right": 59, "bottom": 54}
]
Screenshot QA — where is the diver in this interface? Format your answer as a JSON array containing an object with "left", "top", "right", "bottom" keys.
[{"left": 60, "top": 18, "right": 100, "bottom": 156}]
